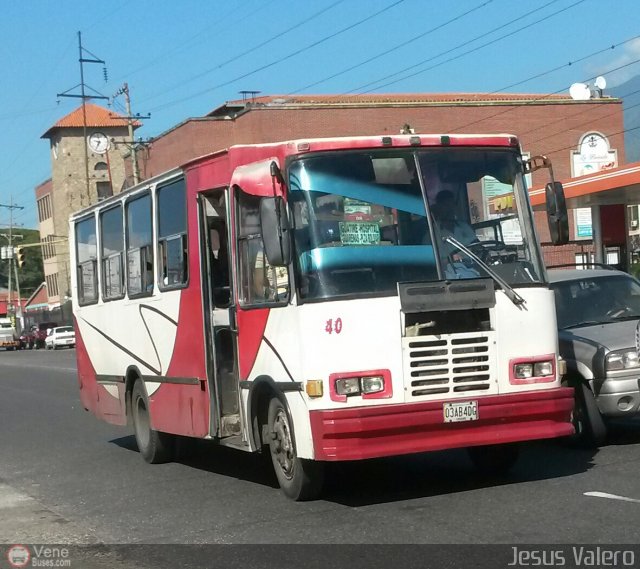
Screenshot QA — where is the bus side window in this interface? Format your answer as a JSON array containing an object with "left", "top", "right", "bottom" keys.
[
  {"left": 157, "top": 178, "right": 188, "bottom": 289},
  {"left": 126, "top": 192, "right": 154, "bottom": 297},
  {"left": 75, "top": 216, "right": 98, "bottom": 305}
]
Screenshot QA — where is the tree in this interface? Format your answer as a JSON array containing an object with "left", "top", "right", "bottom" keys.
[{"left": 0, "top": 229, "right": 45, "bottom": 297}]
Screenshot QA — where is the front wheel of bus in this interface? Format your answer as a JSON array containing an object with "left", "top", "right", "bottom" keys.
[
  {"left": 132, "top": 379, "right": 175, "bottom": 464},
  {"left": 467, "top": 443, "right": 519, "bottom": 476},
  {"left": 267, "top": 397, "right": 324, "bottom": 501}
]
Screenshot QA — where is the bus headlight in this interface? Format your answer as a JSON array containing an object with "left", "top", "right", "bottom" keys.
[
  {"left": 514, "top": 363, "right": 534, "bottom": 379},
  {"left": 330, "top": 370, "right": 392, "bottom": 401},
  {"left": 510, "top": 355, "right": 556, "bottom": 384},
  {"left": 606, "top": 349, "right": 640, "bottom": 371},
  {"left": 335, "top": 378, "right": 361, "bottom": 396},
  {"left": 361, "top": 376, "right": 385, "bottom": 394}
]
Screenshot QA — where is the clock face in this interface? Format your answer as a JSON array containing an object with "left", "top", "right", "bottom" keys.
[{"left": 88, "top": 132, "right": 109, "bottom": 154}]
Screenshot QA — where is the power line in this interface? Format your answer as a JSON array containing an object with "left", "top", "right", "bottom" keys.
[
  {"left": 523, "top": 87, "right": 640, "bottom": 146},
  {"left": 289, "top": 0, "right": 493, "bottom": 94},
  {"left": 116, "top": 0, "right": 278, "bottom": 82},
  {"left": 149, "top": 0, "right": 407, "bottom": 113},
  {"left": 142, "top": 0, "right": 346, "bottom": 104},
  {"left": 342, "top": 0, "right": 573, "bottom": 95},
  {"left": 449, "top": 53, "right": 640, "bottom": 133}
]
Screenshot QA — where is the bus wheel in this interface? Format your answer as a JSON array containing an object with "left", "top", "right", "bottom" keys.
[
  {"left": 468, "top": 443, "right": 519, "bottom": 476},
  {"left": 131, "top": 379, "right": 175, "bottom": 464},
  {"left": 267, "top": 397, "right": 324, "bottom": 501}
]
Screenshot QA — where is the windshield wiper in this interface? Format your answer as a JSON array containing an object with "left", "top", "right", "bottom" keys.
[{"left": 444, "top": 236, "right": 526, "bottom": 307}]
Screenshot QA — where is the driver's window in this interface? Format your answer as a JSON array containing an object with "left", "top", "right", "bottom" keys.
[{"left": 237, "top": 188, "right": 289, "bottom": 306}]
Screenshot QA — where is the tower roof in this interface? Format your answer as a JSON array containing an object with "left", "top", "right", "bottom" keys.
[{"left": 42, "top": 103, "right": 140, "bottom": 138}]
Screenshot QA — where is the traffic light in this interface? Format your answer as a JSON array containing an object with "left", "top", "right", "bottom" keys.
[{"left": 16, "top": 246, "right": 25, "bottom": 269}]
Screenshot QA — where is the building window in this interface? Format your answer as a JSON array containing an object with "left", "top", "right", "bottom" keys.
[
  {"left": 41, "top": 235, "right": 57, "bottom": 260},
  {"left": 45, "top": 273, "right": 59, "bottom": 298},
  {"left": 100, "top": 205, "right": 124, "bottom": 300},
  {"left": 96, "top": 181, "right": 112, "bottom": 201},
  {"left": 95, "top": 162, "right": 108, "bottom": 172},
  {"left": 75, "top": 216, "right": 98, "bottom": 304},
  {"left": 157, "top": 178, "right": 188, "bottom": 288},
  {"left": 126, "top": 192, "right": 153, "bottom": 296},
  {"left": 37, "top": 195, "right": 52, "bottom": 222}
]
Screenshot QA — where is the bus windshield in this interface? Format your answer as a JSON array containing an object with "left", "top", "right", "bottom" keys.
[{"left": 288, "top": 148, "right": 543, "bottom": 301}]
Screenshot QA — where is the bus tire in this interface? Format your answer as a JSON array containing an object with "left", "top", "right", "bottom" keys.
[
  {"left": 267, "top": 397, "right": 324, "bottom": 501},
  {"left": 131, "top": 379, "right": 175, "bottom": 464},
  {"left": 570, "top": 382, "right": 607, "bottom": 448},
  {"left": 468, "top": 443, "right": 519, "bottom": 476}
]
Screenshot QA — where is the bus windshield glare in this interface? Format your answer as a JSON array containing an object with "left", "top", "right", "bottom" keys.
[{"left": 288, "top": 148, "right": 543, "bottom": 301}]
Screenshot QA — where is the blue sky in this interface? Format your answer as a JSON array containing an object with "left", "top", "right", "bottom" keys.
[{"left": 2, "top": 0, "right": 639, "bottom": 228}]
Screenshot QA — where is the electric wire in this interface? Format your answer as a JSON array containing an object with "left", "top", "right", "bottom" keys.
[
  {"left": 148, "top": 0, "right": 407, "bottom": 113},
  {"left": 142, "top": 0, "right": 346, "bottom": 104},
  {"left": 288, "top": 0, "right": 493, "bottom": 94},
  {"left": 350, "top": 0, "right": 586, "bottom": 95}
]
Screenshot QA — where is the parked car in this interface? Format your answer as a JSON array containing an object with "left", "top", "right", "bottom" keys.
[
  {"left": 20, "top": 325, "right": 39, "bottom": 349},
  {"left": 45, "top": 326, "right": 76, "bottom": 350},
  {"left": 549, "top": 268, "right": 640, "bottom": 446},
  {"left": 33, "top": 322, "right": 58, "bottom": 349}
]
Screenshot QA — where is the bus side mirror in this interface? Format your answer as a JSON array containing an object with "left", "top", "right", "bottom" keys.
[
  {"left": 545, "top": 181, "right": 569, "bottom": 245},
  {"left": 260, "top": 196, "right": 292, "bottom": 267}
]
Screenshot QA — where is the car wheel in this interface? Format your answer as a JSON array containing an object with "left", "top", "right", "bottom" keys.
[
  {"left": 570, "top": 382, "right": 607, "bottom": 448},
  {"left": 267, "top": 396, "right": 324, "bottom": 501},
  {"left": 52, "top": 343, "right": 57, "bottom": 351},
  {"left": 131, "top": 379, "right": 176, "bottom": 464},
  {"left": 467, "top": 443, "right": 520, "bottom": 476}
]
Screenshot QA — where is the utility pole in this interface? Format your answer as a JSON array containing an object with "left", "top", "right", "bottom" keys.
[
  {"left": 0, "top": 197, "right": 24, "bottom": 324},
  {"left": 112, "top": 83, "right": 150, "bottom": 186},
  {"left": 57, "top": 31, "right": 108, "bottom": 204}
]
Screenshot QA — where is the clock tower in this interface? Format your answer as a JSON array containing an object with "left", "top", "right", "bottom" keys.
[{"left": 39, "top": 103, "right": 140, "bottom": 305}]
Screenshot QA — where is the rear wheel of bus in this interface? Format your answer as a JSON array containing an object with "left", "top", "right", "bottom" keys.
[
  {"left": 131, "top": 379, "right": 176, "bottom": 464},
  {"left": 267, "top": 397, "right": 324, "bottom": 501}
]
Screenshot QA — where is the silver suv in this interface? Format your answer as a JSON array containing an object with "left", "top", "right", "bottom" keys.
[{"left": 549, "top": 268, "right": 640, "bottom": 446}]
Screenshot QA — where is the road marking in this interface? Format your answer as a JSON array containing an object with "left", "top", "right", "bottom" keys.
[{"left": 584, "top": 491, "right": 640, "bottom": 504}]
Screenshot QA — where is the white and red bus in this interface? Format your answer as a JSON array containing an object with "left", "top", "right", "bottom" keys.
[{"left": 70, "top": 134, "right": 574, "bottom": 500}]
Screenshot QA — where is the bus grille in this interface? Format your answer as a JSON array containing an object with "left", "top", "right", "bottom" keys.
[{"left": 402, "top": 332, "right": 497, "bottom": 400}]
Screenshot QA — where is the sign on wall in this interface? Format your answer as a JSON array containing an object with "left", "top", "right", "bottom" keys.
[{"left": 571, "top": 132, "right": 618, "bottom": 240}]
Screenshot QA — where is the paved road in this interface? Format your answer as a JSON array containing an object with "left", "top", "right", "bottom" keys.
[{"left": 1, "top": 348, "right": 640, "bottom": 548}]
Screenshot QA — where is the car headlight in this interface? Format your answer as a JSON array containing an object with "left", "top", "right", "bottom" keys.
[{"left": 605, "top": 349, "right": 640, "bottom": 371}]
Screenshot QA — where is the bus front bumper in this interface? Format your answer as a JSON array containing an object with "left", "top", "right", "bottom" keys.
[{"left": 309, "top": 387, "right": 574, "bottom": 461}]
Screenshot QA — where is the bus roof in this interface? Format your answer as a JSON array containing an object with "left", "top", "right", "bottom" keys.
[
  {"left": 182, "top": 133, "right": 520, "bottom": 170},
  {"left": 70, "top": 133, "right": 519, "bottom": 220}
]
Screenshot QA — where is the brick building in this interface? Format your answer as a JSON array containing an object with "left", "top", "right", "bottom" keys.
[
  {"left": 37, "top": 93, "right": 624, "bottom": 307},
  {"left": 133, "top": 93, "right": 625, "bottom": 266},
  {"left": 38, "top": 103, "right": 138, "bottom": 306}
]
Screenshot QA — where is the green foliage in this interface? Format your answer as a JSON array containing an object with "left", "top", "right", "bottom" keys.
[
  {"left": 630, "top": 263, "right": 640, "bottom": 280},
  {"left": 0, "top": 229, "right": 45, "bottom": 297}
]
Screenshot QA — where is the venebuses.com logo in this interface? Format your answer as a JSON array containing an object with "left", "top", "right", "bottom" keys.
[
  {"left": 7, "top": 545, "right": 30, "bottom": 568},
  {"left": 6, "top": 545, "right": 71, "bottom": 568}
]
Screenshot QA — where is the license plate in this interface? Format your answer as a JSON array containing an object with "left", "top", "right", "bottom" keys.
[{"left": 443, "top": 400, "right": 478, "bottom": 423}]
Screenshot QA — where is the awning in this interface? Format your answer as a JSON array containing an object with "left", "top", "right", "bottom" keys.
[{"left": 529, "top": 162, "right": 640, "bottom": 210}]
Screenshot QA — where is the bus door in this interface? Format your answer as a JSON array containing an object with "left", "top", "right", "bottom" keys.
[{"left": 198, "top": 189, "right": 241, "bottom": 439}]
